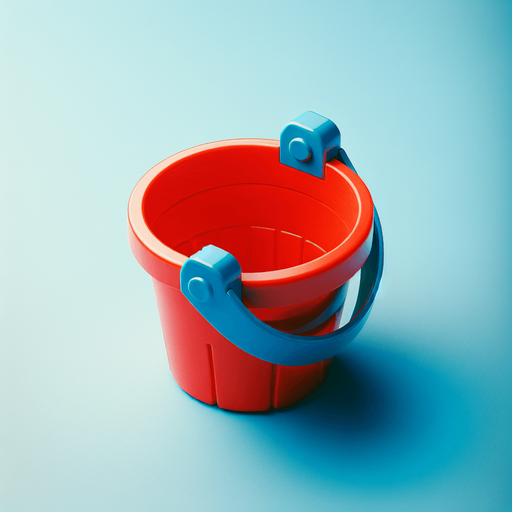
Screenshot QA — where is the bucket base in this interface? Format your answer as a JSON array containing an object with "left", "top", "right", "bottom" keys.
[
  {"left": 153, "top": 279, "right": 335, "bottom": 411},
  {"left": 179, "top": 355, "right": 334, "bottom": 412}
]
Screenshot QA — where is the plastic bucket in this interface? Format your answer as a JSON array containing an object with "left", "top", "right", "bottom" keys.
[{"left": 128, "top": 134, "right": 375, "bottom": 411}]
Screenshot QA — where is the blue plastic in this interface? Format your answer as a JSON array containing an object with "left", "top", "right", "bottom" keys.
[{"left": 280, "top": 111, "right": 341, "bottom": 179}]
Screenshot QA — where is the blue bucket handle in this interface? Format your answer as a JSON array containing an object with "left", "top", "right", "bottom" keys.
[{"left": 179, "top": 112, "right": 384, "bottom": 366}]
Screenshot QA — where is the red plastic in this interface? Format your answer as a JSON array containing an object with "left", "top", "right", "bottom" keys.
[{"left": 128, "top": 139, "right": 374, "bottom": 411}]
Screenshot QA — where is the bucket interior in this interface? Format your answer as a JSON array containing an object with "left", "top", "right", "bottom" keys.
[{"left": 142, "top": 144, "right": 360, "bottom": 274}]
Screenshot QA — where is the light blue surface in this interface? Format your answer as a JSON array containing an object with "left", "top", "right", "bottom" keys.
[{"left": 1, "top": 1, "right": 511, "bottom": 511}]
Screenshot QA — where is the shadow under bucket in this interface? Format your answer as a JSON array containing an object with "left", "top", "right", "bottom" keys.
[{"left": 128, "top": 116, "right": 378, "bottom": 411}]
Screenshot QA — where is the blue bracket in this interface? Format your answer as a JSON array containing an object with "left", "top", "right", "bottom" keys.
[{"left": 279, "top": 111, "right": 341, "bottom": 179}]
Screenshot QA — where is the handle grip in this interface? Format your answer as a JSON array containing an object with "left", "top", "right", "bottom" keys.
[{"left": 180, "top": 207, "right": 383, "bottom": 366}]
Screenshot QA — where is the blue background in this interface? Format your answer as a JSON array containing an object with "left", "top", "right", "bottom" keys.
[{"left": 1, "top": 1, "right": 511, "bottom": 511}]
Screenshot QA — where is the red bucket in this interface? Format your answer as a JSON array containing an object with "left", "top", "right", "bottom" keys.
[{"left": 128, "top": 134, "right": 374, "bottom": 411}]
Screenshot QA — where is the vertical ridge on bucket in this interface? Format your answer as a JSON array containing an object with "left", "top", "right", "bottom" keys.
[
  {"left": 152, "top": 279, "right": 218, "bottom": 405},
  {"left": 208, "top": 331, "right": 274, "bottom": 411},
  {"left": 278, "top": 230, "right": 304, "bottom": 269},
  {"left": 249, "top": 226, "right": 276, "bottom": 272},
  {"left": 270, "top": 363, "right": 277, "bottom": 408},
  {"left": 207, "top": 344, "right": 217, "bottom": 405}
]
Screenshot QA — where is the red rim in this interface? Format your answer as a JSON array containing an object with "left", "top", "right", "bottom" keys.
[{"left": 128, "top": 139, "right": 374, "bottom": 308}]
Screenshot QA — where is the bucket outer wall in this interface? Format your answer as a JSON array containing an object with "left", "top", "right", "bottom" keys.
[{"left": 153, "top": 278, "right": 339, "bottom": 410}]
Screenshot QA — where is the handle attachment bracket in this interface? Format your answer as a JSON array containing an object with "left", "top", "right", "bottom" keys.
[{"left": 279, "top": 111, "right": 341, "bottom": 179}]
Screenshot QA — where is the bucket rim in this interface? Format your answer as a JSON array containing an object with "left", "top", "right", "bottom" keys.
[{"left": 128, "top": 139, "right": 374, "bottom": 307}]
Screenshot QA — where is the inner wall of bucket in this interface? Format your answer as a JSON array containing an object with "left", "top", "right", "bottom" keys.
[{"left": 142, "top": 144, "right": 360, "bottom": 275}]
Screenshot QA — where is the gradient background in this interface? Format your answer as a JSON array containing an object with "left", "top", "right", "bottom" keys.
[{"left": 1, "top": 1, "right": 511, "bottom": 511}]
